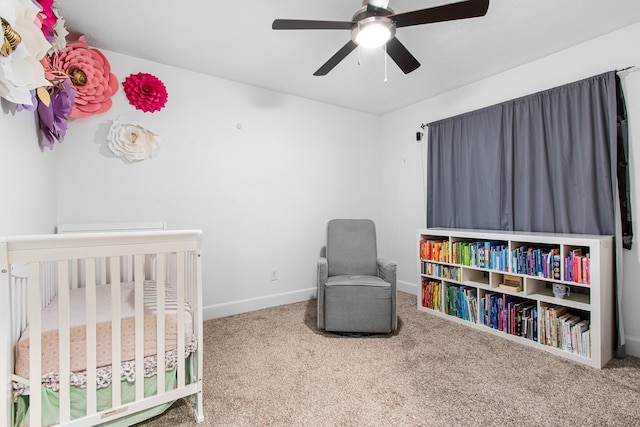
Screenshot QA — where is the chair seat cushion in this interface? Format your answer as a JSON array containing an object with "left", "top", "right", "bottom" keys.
[{"left": 326, "top": 275, "right": 390, "bottom": 288}]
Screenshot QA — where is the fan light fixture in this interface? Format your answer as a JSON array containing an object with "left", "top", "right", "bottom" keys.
[
  {"left": 351, "top": 16, "right": 395, "bottom": 48},
  {"left": 272, "top": 0, "right": 491, "bottom": 76}
]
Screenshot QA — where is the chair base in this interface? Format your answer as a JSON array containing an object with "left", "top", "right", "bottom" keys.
[{"left": 324, "top": 282, "right": 392, "bottom": 334}]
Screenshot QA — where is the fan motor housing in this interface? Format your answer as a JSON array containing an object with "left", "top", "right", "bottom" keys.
[{"left": 351, "top": 5, "right": 395, "bottom": 22}]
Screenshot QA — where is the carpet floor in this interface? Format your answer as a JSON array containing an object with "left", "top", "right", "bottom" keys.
[{"left": 136, "top": 291, "right": 640, "bottom": 426}]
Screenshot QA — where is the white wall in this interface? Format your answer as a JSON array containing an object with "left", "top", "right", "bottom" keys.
[
  {"left": 54, "top": 51, "right": 383, "bottom": 319},
  {"left": 378, "top": 22, "right": 640, "bottom": 357},
  {"left": 6, "top": 19, "right": 639, "bottom": 356},
  {"left": 0, "top": 104, "right": 57, "bottom": 235}
]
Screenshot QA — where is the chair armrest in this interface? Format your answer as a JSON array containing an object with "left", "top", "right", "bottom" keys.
[
  {"left": 378, "top": 258, "right": 398, "bottom": 331},
  {"left": 317, "top": 257, "right": 328, "bottom": 329},
  {"left": 377, "top": 258, "right": 397, "bottom": 288},
  {"left": 318, "top": 257, "right": 328, "bottom": 286}
]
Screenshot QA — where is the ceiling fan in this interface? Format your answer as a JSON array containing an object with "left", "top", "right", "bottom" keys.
[{"left": 272, "top": 0, "right": 490, "bottom": 76}]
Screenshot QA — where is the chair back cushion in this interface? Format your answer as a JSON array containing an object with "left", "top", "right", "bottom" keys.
[{"left": 327, "top": 219, "right": 378, "bottom": 277}]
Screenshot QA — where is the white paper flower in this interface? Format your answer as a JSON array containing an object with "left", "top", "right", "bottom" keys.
[
  {"left": 0, "top": 0, "right": 52, "bottom": 105},
  {"left": 107, "top": 117, "right": 160, "bottom": 162},
  {"left": 48, "top": 12, "right": 68, "bottom": 54}
]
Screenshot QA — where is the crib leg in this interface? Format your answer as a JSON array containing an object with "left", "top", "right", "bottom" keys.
[{"left": 193, "top": 389, "right": 204, "bottom": 423}]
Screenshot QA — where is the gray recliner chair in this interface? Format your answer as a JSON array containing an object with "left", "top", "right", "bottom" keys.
[{"left": 317, "top": 219, "right": 397, "bottom": 334}]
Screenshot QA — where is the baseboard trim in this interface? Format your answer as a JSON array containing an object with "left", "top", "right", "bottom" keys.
[
  {"left": 398, "top": 280, "right": 418, "bottom": 295},
  {"left": 624, "top": 335, "right": 640, "bottom": 358},
  {"left": 204, "top": 282, "right": 419, "bottom": 320},
  {"left": 203, "top": 287, "right": 317, "bottom": 320}
]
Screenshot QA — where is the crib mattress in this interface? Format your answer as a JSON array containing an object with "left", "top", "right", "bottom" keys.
[{"left": 14, "top": 280, "right": 193, "bottom": 379}]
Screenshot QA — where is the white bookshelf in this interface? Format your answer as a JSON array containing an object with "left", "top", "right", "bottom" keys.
[{"left": 417, "top": 228, "right": 614, "bottom": 369}]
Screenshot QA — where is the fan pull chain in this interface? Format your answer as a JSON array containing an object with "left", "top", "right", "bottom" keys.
[
  {"left": 384, "top": 44, "right": 388, "bottom": 83},
  {"left": 358, "top": 45, "right": 361, "bottom": 66}
]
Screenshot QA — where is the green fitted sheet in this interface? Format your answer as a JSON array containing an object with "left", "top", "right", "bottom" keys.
[{"left": 14, "top": 357, "right": 194, "bottom": 427}]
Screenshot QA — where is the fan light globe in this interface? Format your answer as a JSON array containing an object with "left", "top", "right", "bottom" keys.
[{"left": 352, "top": 16, "right": 395, "bottom": 48}]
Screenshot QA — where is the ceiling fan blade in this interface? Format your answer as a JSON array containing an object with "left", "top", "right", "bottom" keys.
[
  {"left": 272, "top": 19, "right": 354, "bottom": 30},
  {"left": 392, "top": 0, "right": 489, "bottom": 28},
  {"left": 314, "top": 40, "right": 358, "bottom": 76},
  {"left": 386, "top": 37, "right": 420, "bottom": 74}
]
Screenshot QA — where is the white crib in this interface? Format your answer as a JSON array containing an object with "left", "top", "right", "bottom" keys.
[{"left": 0, "top": 229, "right": 204, "bottom": 426}]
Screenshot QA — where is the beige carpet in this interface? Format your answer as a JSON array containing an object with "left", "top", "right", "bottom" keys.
[{"left": 137, "top": 292, "right": 640, "bottom": 426}]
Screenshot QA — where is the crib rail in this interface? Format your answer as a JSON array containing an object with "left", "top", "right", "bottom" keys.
[{"left": 0, "top": 230, "right": 203, "bottom": 427}]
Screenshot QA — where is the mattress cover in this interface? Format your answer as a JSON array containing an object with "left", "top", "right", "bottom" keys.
[{"left": 14, "top": 280, "right": 194, "bottom": 379}]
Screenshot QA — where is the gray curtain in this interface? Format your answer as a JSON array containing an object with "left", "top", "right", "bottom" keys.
[
  {"left": 427, "top": 72, "right": 617, "bottom": 234},
  {"left": 426, "top": 71, "right": 625, "bottom": 355}
]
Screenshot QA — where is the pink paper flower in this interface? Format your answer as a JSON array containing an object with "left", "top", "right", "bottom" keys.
[
  {"left": 50, "top": 35, "right": 118, "bottom": 118},
  {"left": 122, "top": 72, "right": 168, "bottom": 113}
]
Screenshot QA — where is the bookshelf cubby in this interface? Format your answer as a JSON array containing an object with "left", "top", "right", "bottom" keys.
[{"left": 417, "top": 228, "right": 613, "bottom": 368}]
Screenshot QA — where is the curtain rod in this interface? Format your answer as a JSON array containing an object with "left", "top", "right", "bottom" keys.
[
  {"left": 617, "top": 66, "right": 636, "bottom": 72},
  {"left": 419, "top": 68, "right": 636, "bottom": 130}
]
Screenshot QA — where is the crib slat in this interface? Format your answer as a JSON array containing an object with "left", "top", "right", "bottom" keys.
[
  {"left": 70, "top": 259, "right": 79, "bottom": 289},
  {"left": 27, "top": 262, "right": 42, "bottom": 427},
  {"left": 110, "top": 257, "right": 122, "bottom": 408},
  {"left": 123, "top": 255, "right": 133, "bottom": 282},
  {"left": 58, "top": 260, "right": 71, "bottom": 423},
  {"left": 176, "top": 252, "right": 186, "bottom": 389},
  {"left": 195, "top": 249, "right": 204, "bottom": 420},
  {"left": 156, "top": 253, "right": 166, "bottom": 393},
  {"left": 134, "top": 255, "right": 145, "bottom": 400},
  {"left": 0, "top": 239, "right": 10, "bottom": 427},
  {"left": 10, "top": 277, "right": 26, "bottom": 354},
  {"left": 99, "top": 257, "right": 107, "bottom": 286},
  {"left": 85, "top": 259, "right": 97, "bottom": 415}
]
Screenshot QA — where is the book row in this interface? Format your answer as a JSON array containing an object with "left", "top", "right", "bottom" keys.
[
  {"left": 564, "top": 249, "right": 590, "bottom": 284},
  {"left": 420, "top": 239, "right": 590, "bottom": 284},
  {"left": 444, "top": 284, "right": 478, "bottom": 322},
  {"left": 510, "top": 246, "right": 560, "bottom": 280},
  {"left": 419, "top": 239, "right": 450, "bottom": 263},
  {"left": 420, "top": 280, "right": 591, "bottom": 359},
  {"left": 421, "top": 280, "right": 441, "bottom": 311},
  {"left": 453, "top": 241, "right": 509, "bottom": 271},
  {"left": 481, "top": 293, "right": 538, "bottom": 341},
  {"left": 420, "top": 262, "right": 461, "bottom": 281},
  {"left": 540, "top": 304, "right": 591, "bottom": 358}
]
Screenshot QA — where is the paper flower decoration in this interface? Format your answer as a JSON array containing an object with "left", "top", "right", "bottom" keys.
[
  {"left": 35, "top": 0, "right": 67, "bottom": 54},
  {"left": 0, "top": 0, "right": 52, "bottom": 105},
  {"left": 50, "top": 35, "right": 118, "bottom": 118},
  {"left": 37, "top": 77, "right": 75, "bottom": 149},
  {"left": 35, "top": 0, "right": 57, "bottom": 43},
  {"left": 107, "top": 117, "right": 160, "bottom": 162},
  {"left": 122, "top": 72, "right": 168, "bottom": 113},
  {"left": 47, "top": 13, "right": 67, "bottom": 54}
]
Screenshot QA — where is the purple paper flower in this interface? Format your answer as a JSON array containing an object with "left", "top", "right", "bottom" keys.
[
  {"left": 15, "top": 90, "right": 38, "bottom": 112},
  {"left": 37, "top": 78, "right": 76, "bottom": 149}
]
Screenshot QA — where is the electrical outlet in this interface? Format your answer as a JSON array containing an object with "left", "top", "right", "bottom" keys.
[{"left": 270, "top": 269, "right": 278, "bottom": 281}]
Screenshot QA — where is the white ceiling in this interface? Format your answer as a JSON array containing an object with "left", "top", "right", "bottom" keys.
[{"left": 56, "top": 0, "right": 640, "bottom": 116}]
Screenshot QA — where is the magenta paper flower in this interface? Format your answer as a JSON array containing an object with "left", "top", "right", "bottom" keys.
[
  {"left": 122, "top": 72, "right": 168, "bottom": 113},
  {"left": 50, "top": 35, "right": 118, "bottom": 118},
  {"left": 36, "top": 77, "right": 76, "bottom": 148},
  {"left": 35, "top": 0, "right": 57, "bottom": 42}
]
